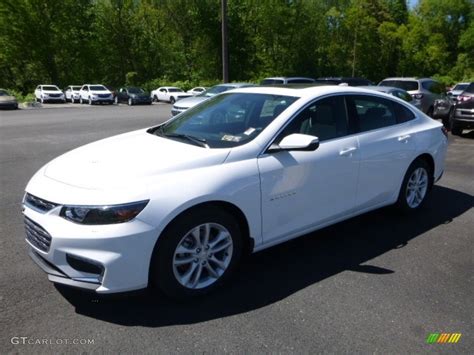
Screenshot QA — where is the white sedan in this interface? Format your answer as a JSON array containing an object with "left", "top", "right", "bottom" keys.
[
  {"left": 23, "top": 86, "right": 447, "bottom": 299},
  {"left": 151, "top": 86, "right": 192, "bottom": 103}
]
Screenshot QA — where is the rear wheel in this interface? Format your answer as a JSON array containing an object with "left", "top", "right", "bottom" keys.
[
  {"left": 153, "top": 95, "right": 159, "bottom": 102},
  {"left": 114, "top": 96, "right": 118, "bottom": 105},
  {"left": 150, "top": 207, "right": 242, "bottom": 300},
  {"left": 395, "top": 159, "right": 432, "bottom": 212},
  {"left": 170, "top": 97, "right": 176, "bottom": 104}
]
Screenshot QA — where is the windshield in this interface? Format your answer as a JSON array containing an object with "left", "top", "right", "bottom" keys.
[
  {"left": 128, "top": 87, "right": 144, "bottom": 94},
  {"left": 466, "top": 83, "right": 474, "bottom": 94},
  {"left": 168, "top": 88, "right": 183, "bottom": 93},
  {"left": 453, "top": 84, "right": 469, "bottom": 91},
  {"left": 200, "top": 85, "right": 236, "bottom": 97},
  {"left": 72, "top": 86, "right": 81, "bottom": 91},
  {"left": 43, "top": 86, "right": 60, "bottom": 91},
  {"left": 151, "top": 93, "right": 298, "bottom": 148},
  {"left": 90, "top": 85, "right": 107, "bottom": 91},
  {"left": 0, "top": 89, "right": 8, "bottom": 96},
  {"left": 379, "top": 80, "right": 419, "bottom": 91}
]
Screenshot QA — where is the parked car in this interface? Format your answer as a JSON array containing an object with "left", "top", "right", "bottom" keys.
[
  {"left": 64, "top": 85, "right": 82, "bottom": 103},
  {"left": 0, "top": 89, "right": 19, "bottom": 109},
  {"left": 151, "top": 87, "right": 192, "bottom": 104},
  {"left": 450, "top": 82, "right": 474, "bottom": 136},
  {"left": 34, "top": 85, "right": 66, "bottom": 103},
  {"left": 447, "top": 82, "right": 470, "bottom": 101},
  {"left": 433, "top": 95, "right": 455, "bottom": 126},
  {"left": 114, "top": 87, "right": 152, "bottom": 106},
  {"left": 378, "top": 78, "right": 445, "bottom": 116},
  {"left": 79, "top": 84, "right": 114, "bottom": 105},
  {"left": 187, "top": 87, "right": 207, "bottom": 96},
  {"left": 171, "top": 83, "right": 255, "bottom": 116},
  {"left": 360, "top": 86, "right": 422, "bottom": 110},
  {"left": 314, "top": 77, "right": 373, "bottom": 86},
  {"left": 23, "top": 85, "right": 447, "bottom": 299},
  {"left": 260, "top": 77, "right": 315, "bottom": 85}
]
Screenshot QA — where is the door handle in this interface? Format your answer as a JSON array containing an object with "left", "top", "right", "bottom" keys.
[
  {"left": 398, "top": 134, "right": 411, "bottom": 142},
  {"left": 339, "top": 147, "right": 357, "bottom": 156}
]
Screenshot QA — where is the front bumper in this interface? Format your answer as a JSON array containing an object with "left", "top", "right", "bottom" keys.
[
  {"left": 453, "top": 107, "right": 474, "bottom": 129},
  {"left": 23, "top": 201, "right": 158, "bottom": 293}
]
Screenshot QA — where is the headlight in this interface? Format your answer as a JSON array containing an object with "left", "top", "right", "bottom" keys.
[{"left": 60, "top": 200, "right": 149, "bottom": 225}]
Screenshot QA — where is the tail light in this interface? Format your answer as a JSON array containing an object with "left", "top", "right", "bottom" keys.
[
  {"left": 441, "top": 126, "right": 448, "bottom": 139},
  {"left": 458, "top": 95, "right": 472, "bottom": 102},
  {"left": 412, "top": 93, "right": 424, "bottom": 100}
]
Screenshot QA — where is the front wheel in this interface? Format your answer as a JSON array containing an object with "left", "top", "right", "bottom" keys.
[
  {"left": 128, "top": 98, "right": 133, "bottom": 106},
  {"left": 150, "top": 208, "right": 242, "bottom": 300},
  {"left": 395, "top": 159, "right": 432, "bottom": 212},
  {"left": 88, "top": 97, "right": 93, "bottom": 105},
  {"left": 114, "top": 96, "right": 118, "bottom": 105},
  {"left": 153, "top": 95, "right": 158, "bottom": 102},
  {"left": 170, "top": 97, "right": 176, "bottom": 104}
]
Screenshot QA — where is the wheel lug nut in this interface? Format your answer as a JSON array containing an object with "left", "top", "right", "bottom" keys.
[
  {"left": 194, "top": 258, "right": 198, "bottom": 263},
  {"left": 205, "top": 245, "right": 210, "bottom": 250},
  {"left": 196, "top": 248, "right": 201, "bottom": 253},
  {"left": 202, "top": 260, "right": 206, "bottom": 265}
]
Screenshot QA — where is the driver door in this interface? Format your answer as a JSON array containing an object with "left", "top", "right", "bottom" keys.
[{"left": 257, "top": 95, "right": 360, "bottom": 243}]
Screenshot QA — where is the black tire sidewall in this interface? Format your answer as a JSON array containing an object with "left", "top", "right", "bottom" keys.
[
  {"left": 150, "top": 207, "right": 243, "bottom": 299},
  {"left": 396, "top": 159, "right": 432, "bottom": 212}
]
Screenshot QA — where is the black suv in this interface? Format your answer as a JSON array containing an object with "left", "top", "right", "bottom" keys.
[{"left": 450, "top": 82, "right": 474, "bottom": 136}]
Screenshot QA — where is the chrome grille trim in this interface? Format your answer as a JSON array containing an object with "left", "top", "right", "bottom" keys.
[
  {"left": 24, "top": 217, "right": 52, "bottom": 252},
  {"left": 24, "top": 193, "right": 59, "bottom": 213}
]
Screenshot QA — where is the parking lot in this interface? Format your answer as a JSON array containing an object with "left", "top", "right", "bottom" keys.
[{"left": 0, "top": 104, "right": 473, "bottom": 352}]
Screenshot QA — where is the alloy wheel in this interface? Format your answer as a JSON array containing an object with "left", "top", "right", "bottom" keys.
[
  {"left": 172, "top": 223, "right": 233, "bottom": 289},
  {"left": 406, "top": 167, "right": 428, "bottom": 208}
]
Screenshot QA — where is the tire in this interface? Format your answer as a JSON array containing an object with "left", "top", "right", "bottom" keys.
[
  {"left": 153, "top": 95, "right": 158, "bottom": 103},
  {"left": 170, "top": 97, "right": 176, "bottom": 104},
  {"left": 395, "top": 159, "right": 433, "bottom": 213},
  {"left": 88, "top": 96, "right": 93, "bottom": 105},
  {"left": 71, "top": 97, "right": 75, "bottom": 104},
  {"left": 128, "top": 98, "right": 133, "bottom": 106},
  {"left": 40, "top": 97, "right": 45, "bottom": 104},
  {"left": 80, "top": 97, "right": 83, "bottom": 104},
  {"left": 451, "top": 125, "right": 462, "bottom": 136},
  {"left": 150, "top": 207, "right": 243, "bottom": 300},
  {"left": 114, "top": 96, "right": 118, "bottom": 105}
]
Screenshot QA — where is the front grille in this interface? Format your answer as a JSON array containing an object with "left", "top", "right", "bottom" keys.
[
  {"left": 98, "top": 94, "right": 110, "bottom": 98},
  {"left": 24, "top": 193, "right": 59, "bottom": 213},
  {"left": 25, "top": 217, "right": 52, "bottom": 252},
  {"left": 49, "top": 94, "right": 61, "bottom": 98}
]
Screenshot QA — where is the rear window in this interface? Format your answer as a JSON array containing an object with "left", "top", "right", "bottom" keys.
[
  {"left": 260, "top": 79, "right": 284, "bottom": 85},
  {"left": 379, "top": 80, "right": 419, "bottom": 91},
  {"left": 287, "top": 78, "right": 315, "bottom": 84}
]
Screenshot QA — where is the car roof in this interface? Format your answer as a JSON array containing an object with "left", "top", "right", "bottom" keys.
[
  {"left": 215, "top": 83, "right": 255, "bottom": 88},
  {"left": 263, "top": 77, "right": 314, "bottom": 80},
  {"left": 381, "top": 77, "right": 433, "bottom": 82},
  {"left": 229, "top": 85, "right": 403, "bottom": 99},
  {"left": 359, "top": 85, "right": 403, "bottom": 93}
]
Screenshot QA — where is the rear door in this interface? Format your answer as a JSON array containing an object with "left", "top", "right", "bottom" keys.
[{"left": 346, "top": 95, "right": 417, "bottom": 210}]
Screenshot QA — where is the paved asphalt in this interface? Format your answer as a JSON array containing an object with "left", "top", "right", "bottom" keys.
[{"left": 0, "top": 104, "right": 473, "bottom": 353}]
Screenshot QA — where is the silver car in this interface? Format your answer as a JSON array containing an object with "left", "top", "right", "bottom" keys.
[
  {"left": 378, "top": 78, "right": 445, "bottom": 116},
  {"left": 171, "top": 83, "right": 255, "bottom": 116}
]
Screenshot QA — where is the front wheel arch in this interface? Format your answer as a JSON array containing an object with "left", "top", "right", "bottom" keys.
[{"left": 148, "top": 201, "right": 253, "bottom": 284}]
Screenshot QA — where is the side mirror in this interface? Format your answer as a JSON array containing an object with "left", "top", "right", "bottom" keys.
[{"left": 268, "top": 133, "right": 319, "bottom": 152}]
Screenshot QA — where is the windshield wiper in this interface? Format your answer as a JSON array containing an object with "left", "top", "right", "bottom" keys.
[{"left": 163, "top": 132, "right": 209, "bottom": 148}]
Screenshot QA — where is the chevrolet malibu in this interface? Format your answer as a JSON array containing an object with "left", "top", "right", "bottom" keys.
[{"left": 23, "top": 86, "right": 447, "bottom": 299}]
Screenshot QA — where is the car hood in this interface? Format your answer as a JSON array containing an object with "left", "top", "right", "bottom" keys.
[
  {"left": 131, "top": 93, "right": 150, "bottom": 98},
  {"left": 173, "top": 95, "right": 208, "bottom": 108},
  {"left": 0, "top": 95, "right": 16, "bottom": 102},
  {"left": 43, "top": 90, "right": 63, "bottom": 95},
  {"left": 451, "top": 90, "right": 464, "bottom": 96},
  {"left": 43, "top": 129, "right": 230, "bottom": 190}
]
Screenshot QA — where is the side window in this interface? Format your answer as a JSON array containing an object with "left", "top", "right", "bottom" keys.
[
  {"left": 393, "top": 101, "right": 416, "bottom": 123},
  {"left": 395, "top": 90, "right": 413, "bottom": 102},
  {"left": 278, "top": 96, "right": 348, "bottom": 142},
  {"left": 347, "top": 95, "right": 397, "bottom": 132}
]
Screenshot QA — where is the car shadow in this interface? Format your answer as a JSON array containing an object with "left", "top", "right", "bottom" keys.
[{"left": 56, "top": 185, "right": 473, "bottom": 327}]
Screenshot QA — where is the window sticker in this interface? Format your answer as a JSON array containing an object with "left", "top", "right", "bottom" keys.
[
  {"left": 243, "top": 127, "right": 256, "bottom": 136},
  {"left": 221, "top": 135, "right": 242, "bottom": 142}
]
